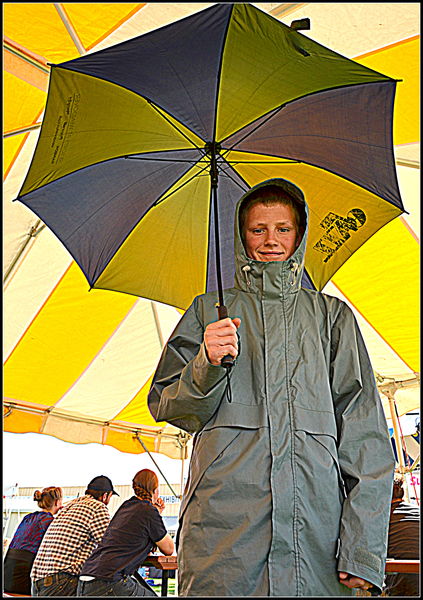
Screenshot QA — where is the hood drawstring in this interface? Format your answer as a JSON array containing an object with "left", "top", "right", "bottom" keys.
[
  {"left": 288, "top": 261, "right": 300, "bottom": 287},
  {"left": 242, "top": 264, "right": 251, "bottom": 287}
]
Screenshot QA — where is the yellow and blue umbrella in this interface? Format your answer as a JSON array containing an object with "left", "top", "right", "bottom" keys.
[{"left": 16, "top": 3, "right": 404, "bottom": 312}]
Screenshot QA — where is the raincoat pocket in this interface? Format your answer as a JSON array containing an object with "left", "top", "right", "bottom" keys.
[{"left": 293, "top": 405, "right": 346, "bottom": 496}]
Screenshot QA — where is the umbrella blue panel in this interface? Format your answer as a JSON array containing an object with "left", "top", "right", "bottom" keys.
[
  {"left": 19, "top": 150, "right": 200, "bottom": 285},
  {"left": 224, "top": 81, "right": 402, "bottom": 209},
  {"left": 57, "top": 4, "right": 233, "bottom": 141},
  {"left": 206, "top": 170, "right": 249, "bottom": 293}
]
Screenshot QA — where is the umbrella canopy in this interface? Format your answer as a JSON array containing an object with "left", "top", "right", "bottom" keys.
[
  {"left": 3, "top": 3, "right": 419, "bottom": 456},
  {"left": 15, "top": 2, "right": 405, "bottom": 310}
]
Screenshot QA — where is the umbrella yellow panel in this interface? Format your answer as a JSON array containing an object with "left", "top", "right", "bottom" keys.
[
  {"left": 227, "top": 154, "right": 402, "bottom": 290},
  {"left": 217, "top": 4, "right": 391, "bottom": 141},
  {"left": 356, "top": 36, "right": 420, "bottom": 145},
  {"left": 332, "top": 218, "right": 419, "bottom": 373},
  {"left": 3, "top": 3, "right": 144, "bottom": 63},
  {"left": 95, "top": 166, "right": 211, "bottom": 309},
  {"left": 4, "top": 262, "right": 137, "bottom": 406},
  {"left": 19, "top": 69, "right": 203, "bottom": 195}
]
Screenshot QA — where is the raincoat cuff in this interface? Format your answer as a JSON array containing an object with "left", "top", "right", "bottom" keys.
[
  {"left": 337, "top": 558, "right": 384, "bottom": 593},
  {"left": 191, "top": 343, "right": 227, "bottom": 394}
]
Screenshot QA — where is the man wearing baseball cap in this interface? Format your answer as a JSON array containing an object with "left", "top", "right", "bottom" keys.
[{"left": 31, "top": 475, "right": 118, "bottom": 596}]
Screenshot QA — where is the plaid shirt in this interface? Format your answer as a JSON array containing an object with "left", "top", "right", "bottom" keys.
[
  {"left": 31, "top": 495, "right": 110, "bottom": 580},
  {"left": 9, "top": 511, "right": 53, "bottom": 554}
]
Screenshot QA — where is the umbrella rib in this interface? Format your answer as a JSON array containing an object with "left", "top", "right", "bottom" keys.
[
  {"left": 211, "top": 4, "right": 234, "bottom": 144},
  {"left": 217, "top": 168, "right": 248, "bottom": 193},
  {"left": 220, "top": 80, "right": 399, "bottom": 152},
  {"left": 221, "top": 104, "right": 285, "bottom": 151},
  {"left": 124, "top": 156, "right": 200, "bottom": 164},
  {"left": 154, "top": 161, "right": 211, "bottom": 206},
  {"left": 147, "top": 100, "right": 204, "bottom": 153}
]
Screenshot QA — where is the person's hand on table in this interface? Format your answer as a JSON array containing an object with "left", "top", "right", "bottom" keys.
[{"left": 338, "top": 572, "right": 373, "bottom": 591}]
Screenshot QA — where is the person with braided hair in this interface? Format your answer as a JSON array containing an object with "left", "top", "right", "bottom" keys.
[
  {"left": 78, "top": 469, "right": 174, "bottom": 597},
  {"left": 4, "top": 486, "right": 63, "bottom": 595}
]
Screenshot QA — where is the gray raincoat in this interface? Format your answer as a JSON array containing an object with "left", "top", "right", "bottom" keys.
[{"left": 148, "top": 179, "right": 395, "bottom": 597}]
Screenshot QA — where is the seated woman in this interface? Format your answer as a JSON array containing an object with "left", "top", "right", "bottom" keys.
[
  {"left": 3, "top": 486, "right": 63, "bottom": 595},
  {"left": 78, "top": 469, "right": 174, "bottom": 597}
]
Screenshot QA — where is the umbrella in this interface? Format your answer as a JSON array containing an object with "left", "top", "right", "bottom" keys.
[
  {"left": 15, "top": 2, "right": 404, "bottom": 316},
  {"left": 4, "top": 3, "right": 419, "bottom": 458}
]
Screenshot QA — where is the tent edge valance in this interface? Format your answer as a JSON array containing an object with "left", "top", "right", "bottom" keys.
[{"left": 3, "top": 400, "right": 191, "bottom": 460}]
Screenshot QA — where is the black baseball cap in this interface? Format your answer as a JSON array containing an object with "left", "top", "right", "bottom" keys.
[{"left": 87, "top": 475, "right": 119, "bottom": 496}]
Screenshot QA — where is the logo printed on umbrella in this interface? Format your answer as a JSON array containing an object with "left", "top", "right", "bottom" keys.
[
  {"left": 51, "top": 93, "right": 80, "bottom": 165},
  {"left": 313, "top": 209, "right": 366, "bottom": 262}
]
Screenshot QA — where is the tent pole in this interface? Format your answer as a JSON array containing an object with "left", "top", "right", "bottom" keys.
[
  {"left": 180, "top": 451, "right": 185, "bottom": 498},
  {"left": 135, "top": 434, "right": 180, "bottom": 499},
  {"left": 54, "top": 4, "right": 86, "bottom": 55},
  {"left": 385, "top": 389, "right": 410, "bottom": 502},
  {"left": 3, "top": 220, "right": 45, "bottom": 286}
]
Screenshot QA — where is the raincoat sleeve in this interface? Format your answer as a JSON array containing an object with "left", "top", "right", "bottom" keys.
[
  {"left": 148, "top": 297, "right": 229, "bottom": 434},
  {"left": 330, "top": 302, "right": 395, "bottom": 592}
]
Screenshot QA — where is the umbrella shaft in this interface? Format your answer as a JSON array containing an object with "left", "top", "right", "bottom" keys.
[{"left": 211, "top": 176, "right": 224, "bottom": 309}]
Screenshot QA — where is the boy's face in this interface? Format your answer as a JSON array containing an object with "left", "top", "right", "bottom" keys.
[{"left": 244, "top": 202, "right": 301, "bottom": 262}]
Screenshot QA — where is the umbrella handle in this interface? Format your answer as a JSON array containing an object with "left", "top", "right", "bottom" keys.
[{"left": 217, "top": 305, "right": 235, "bottom": 369}]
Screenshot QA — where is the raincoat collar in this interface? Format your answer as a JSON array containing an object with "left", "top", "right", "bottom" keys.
[{"left": 233, "top": 178, "right": 308, "bottom": 297}]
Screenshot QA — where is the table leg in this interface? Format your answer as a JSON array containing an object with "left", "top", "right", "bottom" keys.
[{"left": 161, "top": 570, "right": 169, "bottom": 596}]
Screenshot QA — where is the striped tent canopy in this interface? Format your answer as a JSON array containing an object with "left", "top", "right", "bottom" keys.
[{"left": 3, "top": 3, "right": 420, "bottom": 459}]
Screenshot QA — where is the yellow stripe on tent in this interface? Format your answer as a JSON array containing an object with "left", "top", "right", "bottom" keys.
[
  {"left": 3, "top": 3, "right": 144, "bottom": 64},
  {"left": 355, "top": 36, "right": 420, "bottom": 145},
  {"left": 3, "top": 72, "right": 45, "bottom": 134},
  {"left": 56, "top": 300, "right": 165, "bottom": 422},
  {"left": 3, "top": 262, "right": 137, "bottom": 407},
  {"left": 4, "top": 134, "right": 27, "bottom": 180},
  {"left": 115, "top": 375, "right": 164, "bottom": 426}
]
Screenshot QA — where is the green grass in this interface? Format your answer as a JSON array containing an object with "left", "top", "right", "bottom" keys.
[{"left": 150, "top": 577, "right": 177, "bottom": 596}]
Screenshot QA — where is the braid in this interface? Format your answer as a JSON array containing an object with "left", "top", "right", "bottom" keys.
[{"left": 133, "top": 482, "right": 152, "bottom": 503}]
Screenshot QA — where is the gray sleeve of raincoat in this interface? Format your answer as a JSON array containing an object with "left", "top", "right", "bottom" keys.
[
  {"left": 148, "top": 297, "right": 228, "bottom": 434},
  {"left": 330, "top": 303, "right": 395, "bottom": 591}
]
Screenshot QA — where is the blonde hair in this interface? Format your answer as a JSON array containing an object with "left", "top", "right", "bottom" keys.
[
  {"left": 132, "top": 469, "right": 159, "bottom": 503},
  {"left": 33, "top": 486, "right": 62, "bottom": 510}
]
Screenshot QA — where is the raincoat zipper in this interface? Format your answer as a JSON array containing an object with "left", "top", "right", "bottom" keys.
[{"left": 283, "top": 265, "right": 302, "bottom": 596}]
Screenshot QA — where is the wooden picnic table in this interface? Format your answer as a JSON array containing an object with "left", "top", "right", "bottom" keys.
[{"left": 142, "top": 554, "right": 178, "bottom": 596}]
